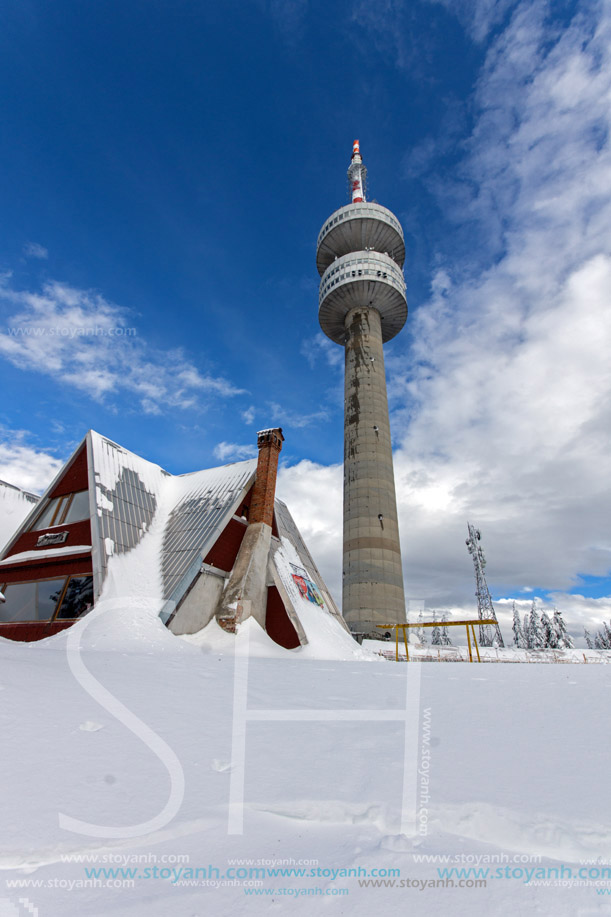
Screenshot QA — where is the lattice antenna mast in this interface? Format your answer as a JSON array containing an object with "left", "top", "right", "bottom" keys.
[{"left": 465, "top": 523, "right": 504, "bottom": 647}]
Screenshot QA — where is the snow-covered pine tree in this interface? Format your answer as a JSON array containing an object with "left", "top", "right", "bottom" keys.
[
  {"left": 440, "top": 613, "right": 453, "bottom": 646},
  {"left": 523, "top": 613, "right": 531, "bottom": 649},
  {"left": 528, "top": 601, "right": 544, "bottom": 649},
  {"left": 590, "top": 624, "right": 610, "bottom": 648},
  {"left": 431, "top": 625, "right": 442, "bottom": 645},
  {"left": 595, "top": 623, "right": 611, "bottom": 648},
  {"left": 540, "top": 611, "right": 556, "bottom": 648},
  {"left": 417, "top": 608, "right": 427, "bottom": 645},
  {"left": 552, "top": 609, "right": 573, "bottom": 648},
  {"left": 584, "top": 628, "right": 593, "bottom": 649},
  {"left": 512, "top": 602, "right": 526, "bottom": 648}
]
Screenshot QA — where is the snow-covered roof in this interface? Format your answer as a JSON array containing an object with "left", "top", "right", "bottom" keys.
[
  {"left": 88, "top": 431, "right": 257, "bottom": 611},
  {"left": 0, "top": 479, "right": 40, "bottom": 554},
  {"left": 162, "top": 463, "right": 256, "bottom": 606},
  {"left": 89, "top": 432, "right": 169, "bottom": 598},
  {"left": 0, "top": 545, "right": 91, "bottom": 566}
]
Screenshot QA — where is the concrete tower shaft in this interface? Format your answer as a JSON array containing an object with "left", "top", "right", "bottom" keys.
[
  {"left": 316, "top": 141, "right": 407, "bottom": 635},
  {"left": 343, "top": 308, "right": 406, "bottom": 630}
]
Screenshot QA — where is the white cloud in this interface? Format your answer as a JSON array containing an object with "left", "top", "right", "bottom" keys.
[
  {"left": 0, "top": 434, "right": 63, "bottom": 493},
  {"left": 350, "top": 0, "right": 516, "bottom": 73},
  {"left": 546, "top": 593, "right": 611, "bottom": 636},
  {"left": 175, "top": 366, "right": 245, "bottom": 397},
  {"left": 300, "top": 332, "right": 343, "bottom": 370},
  {"left": 213, "top": 442, "right": 257, "bottom": 462},
  {"left": 241, "top": 405, "right": 256, "bottom": 425},
  {"left": 426, "top": 0, "right": 519, "bottom": 43},
  {"left": 268, "top": 401, "right": 329, "bottom": 428},
  {"left": 0, "top": 278, "right": 244, "bottom": 412},
  {"left": 390, "top": 2, "right": 611, "bottom": 604},
  {"left": 23, "top": 242, "right": 49, "bottom": 260},
  {"left": 278, "top": 2, "right": 611, "bottom": 640}
]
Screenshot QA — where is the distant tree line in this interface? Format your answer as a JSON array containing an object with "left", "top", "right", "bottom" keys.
[
  {"left": 584, "top": 622, "right": 611, "bottom": 650},
  {"left": 416, "top": 611, "right": 453, "bottom": 646},
  {"left": 432, "top": 613, "right": 453, "bottom": 646},
  {"left": 512, "top": 600, "right": 574, "bottom": 649}
]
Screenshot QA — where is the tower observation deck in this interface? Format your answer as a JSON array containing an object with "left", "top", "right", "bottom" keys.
[{"left": 316, "top": 141, "right": 407, "bottom": 636}]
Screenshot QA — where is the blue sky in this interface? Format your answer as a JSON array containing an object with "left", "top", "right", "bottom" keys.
[
  {"left": 0, "top": 0, "right": 481, "bottom": 469},
  {"left": 1, "top": 0, "right": 610, "bottom": 639}
]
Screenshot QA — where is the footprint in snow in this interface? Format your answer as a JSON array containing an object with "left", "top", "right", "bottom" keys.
[{"left": 79, "top": 721, "right": 104, "bottom": 732}]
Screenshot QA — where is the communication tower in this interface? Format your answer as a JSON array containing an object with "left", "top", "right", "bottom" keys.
[
  {"left": 465, "top": 523, "right": 504, "bottom": 647},
  {"left": 316, "top": 141, "right": 407, "bottom": 635}
]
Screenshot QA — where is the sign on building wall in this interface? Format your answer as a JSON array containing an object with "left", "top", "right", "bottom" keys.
[{"left": 36, "top": 531, "right": 69, "bottom": 547}]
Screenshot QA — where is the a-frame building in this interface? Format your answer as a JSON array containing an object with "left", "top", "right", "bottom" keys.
[{"left": 0, "top": 429, "right": 348, "bottom": 647}]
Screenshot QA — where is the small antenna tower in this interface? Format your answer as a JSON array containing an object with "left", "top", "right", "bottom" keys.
[{"left": 465, "top": 523, "right": 504, "bottom": 647}]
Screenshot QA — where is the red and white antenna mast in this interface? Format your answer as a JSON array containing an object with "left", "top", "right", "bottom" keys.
[{"left": 347, "top": 139, "right": 367, "bottom": 203}]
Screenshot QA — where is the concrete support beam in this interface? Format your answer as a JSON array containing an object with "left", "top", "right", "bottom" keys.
[
  {"left": 169, "top": 564, "right": 226, "bottom": 635},
  {"left": 216, "top": 521, "right": 272, "bottom": 632}
]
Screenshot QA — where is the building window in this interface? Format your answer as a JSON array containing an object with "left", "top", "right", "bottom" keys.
[
  {"left": 32, "top": 499, "right": 63, "bottom": 530},
  {"left": 55, "top": 576, "right": 94, "bottom": 619},
  {"left": 0, "top": 575, "right": 94, "bottom": 623},
  {"left": 63, "top": 490, "right": 89, "bottom": 524},
  {"left": 30, "top": 490, "right": 89, "bottom": 531},
  {"left": 0, "top": 578, "right": 66, "bottom": 622}
]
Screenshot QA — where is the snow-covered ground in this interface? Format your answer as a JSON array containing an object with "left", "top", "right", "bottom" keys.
[{"left": 1, "top": 601, "right": 610, "bottom": 916}]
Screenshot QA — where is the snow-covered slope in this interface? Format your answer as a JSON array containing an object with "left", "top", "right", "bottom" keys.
[{"left": 0, "top": 603, "right": 609, "bottom": 916}]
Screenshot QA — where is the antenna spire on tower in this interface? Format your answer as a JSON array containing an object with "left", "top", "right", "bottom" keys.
[{"left": 347, "top": 139, "right": 367, "bottom": 203}]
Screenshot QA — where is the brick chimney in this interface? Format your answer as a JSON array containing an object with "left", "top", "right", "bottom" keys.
[
  {"left": 249, "top": 428, "right": 284, "bottom": 527},
  {"left": 216, "top": 427, "right": 284, "bottom": 633}
]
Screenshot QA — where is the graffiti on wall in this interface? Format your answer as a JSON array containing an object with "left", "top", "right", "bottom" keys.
[{"left": 290, "top": 564, "right": 324, "bottom": 608}]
